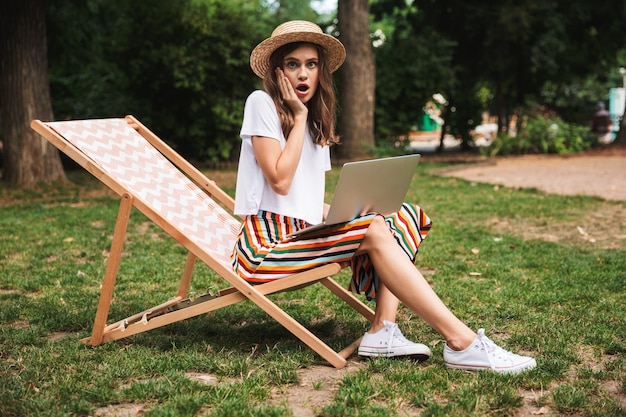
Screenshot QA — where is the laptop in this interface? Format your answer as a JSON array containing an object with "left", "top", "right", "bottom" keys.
[{"left": 289, "top": 154, "right": 421, "bottom": 238}]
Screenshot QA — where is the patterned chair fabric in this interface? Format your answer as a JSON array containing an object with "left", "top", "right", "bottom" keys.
[{"left": 48, "top": 119, "right": 240, "bottom": 266}]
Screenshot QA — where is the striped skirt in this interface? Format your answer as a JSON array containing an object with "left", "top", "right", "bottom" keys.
[{"left": 230, "top": 203, "right": 432, "bottom": 301}]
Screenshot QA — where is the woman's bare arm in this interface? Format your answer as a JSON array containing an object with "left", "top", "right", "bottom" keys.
[{"left": 252, "top": 68, "right": 308, "bottom": 195}]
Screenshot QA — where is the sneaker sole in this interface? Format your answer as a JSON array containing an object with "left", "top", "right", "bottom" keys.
[
  {"left": 358, "top": 349, "right": 431, "bottom": 362},
  {"left": 444, "top": 359, "right": 537, "bottom": 374}
]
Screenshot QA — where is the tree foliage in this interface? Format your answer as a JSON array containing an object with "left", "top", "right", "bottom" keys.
[
  {"left": 6, "top": 0, "right": 624, "bottom": 180},
  {"left": 42, "top": 0, "right": 349, "bottom": 163},
  {"left": 371, "top": 0, "right": 456, "bottom": 141},
  {"left": 46, "top": 0, "right": 321, "bottom": 162},
  {"left": 371, "top": 0, "right": 626, "bottom": 147}
]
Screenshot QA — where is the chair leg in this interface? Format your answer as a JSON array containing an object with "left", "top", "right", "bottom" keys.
[
  {"left": 246, "top": 289, "right": 349, "bottom": 368},
  {"left": 89, "top": 194, "right": 133, "bottom": 346},
  {"left": 338, "top": 336, "right": 364, "bottom": 359},
  {"left": 177, "top": 252, "right": 197, "bottom": 298},
  {"left": 86, "top": 260, "right": 366, "bottom": 367},
  {"left": 94, "top": 280, "right": 350, "bottom": 368}
]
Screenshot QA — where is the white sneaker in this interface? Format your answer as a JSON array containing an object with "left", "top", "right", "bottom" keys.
[
  {"left": 358, "top": 320, "right": 431, "bottom": 361},
  {"left": 444, "top": 329, "right": 536, "bottom": 374}
]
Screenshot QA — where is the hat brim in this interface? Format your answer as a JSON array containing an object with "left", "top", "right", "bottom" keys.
[{"left": 250, "top": 31, "right": 346, "bottom": 78}]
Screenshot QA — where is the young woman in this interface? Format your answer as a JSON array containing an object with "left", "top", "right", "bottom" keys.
[{"left": 231, "top": 20, "right": 536, "bottom": 374}]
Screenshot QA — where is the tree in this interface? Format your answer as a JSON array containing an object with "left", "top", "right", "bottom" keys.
[
  {"left": 337, "top": 0, "right": 375, "bottom": 159},
  {"left": 413, "top": 0, "right": 626, "bottom": 139},
  {"left": 45, "top": 0, "right": 316, "bottom": 163},
  {"left": 47, "top": 0, "right": 270, "bottom": 162},
  {"left": 268, "top": 0, "right": 320, "bottom": 22},
  {"left": 0, "top": 0, "right": 65, "bottom": 185},
  {"left": 370, "top": 0, "right": 456, "bottom": 144}
]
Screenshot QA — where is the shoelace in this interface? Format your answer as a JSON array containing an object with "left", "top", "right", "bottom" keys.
[
  {"left": 385, "top": 322, "right": 411, "bottom": 355},
  {"left": 476, "top": 328, "right": 515, "bottom": 370}
]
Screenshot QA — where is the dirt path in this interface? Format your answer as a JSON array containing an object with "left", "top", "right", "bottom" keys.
[{"left": 434, "top": 146, "right": 626, "bottom": 202}]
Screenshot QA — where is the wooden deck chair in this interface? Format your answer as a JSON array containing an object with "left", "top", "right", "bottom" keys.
[{"left": 31, "top": 116, "right": 374, "bottom": 368}]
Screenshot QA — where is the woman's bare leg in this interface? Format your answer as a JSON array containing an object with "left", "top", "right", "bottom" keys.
[
  {"left": 368, "top": 281, "right": 399, "bottom": 332},
  {"left": 357, "top": 216, "right": 476, "bottom": 350}
]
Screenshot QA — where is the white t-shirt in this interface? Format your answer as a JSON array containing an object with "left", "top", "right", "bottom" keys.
[{"left": 234, "top": 90, "right": 331, "bottom": 225}]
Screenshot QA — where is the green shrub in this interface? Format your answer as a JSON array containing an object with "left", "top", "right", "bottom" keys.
[{"left": 482, "top": 115, "right": 593, "bottom": 156}]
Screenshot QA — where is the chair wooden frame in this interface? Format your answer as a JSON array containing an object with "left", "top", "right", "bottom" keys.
[{"left": 31, "top": 115, "right": 374, "bottom": 368}]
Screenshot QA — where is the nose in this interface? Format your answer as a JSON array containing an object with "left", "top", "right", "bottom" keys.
[{"left": 297, "top": 64, "right": 308, "bottom": 80}]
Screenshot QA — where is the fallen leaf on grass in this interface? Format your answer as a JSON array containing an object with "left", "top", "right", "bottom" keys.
[{"left": 577, "top": 226, "right": 596, "bottom": 242}]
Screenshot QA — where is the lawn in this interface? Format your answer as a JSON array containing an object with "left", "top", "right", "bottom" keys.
[{"left": 1, "top": 161, "right": 624, "bottom": 416}]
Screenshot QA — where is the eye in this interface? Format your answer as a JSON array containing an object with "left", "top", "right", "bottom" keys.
[
  {"left": 307, "top": 61, "right": 318, "bottom": 69},
  {"left": 285, "top": 61, "right": 297, "bottom": 69}
]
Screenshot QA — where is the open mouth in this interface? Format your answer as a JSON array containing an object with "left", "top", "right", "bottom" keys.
[{"left": 296, "top": 85, "right": 309, "bottom": 93}]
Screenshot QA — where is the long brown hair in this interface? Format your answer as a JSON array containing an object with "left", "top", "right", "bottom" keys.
[{"left": 263, "top": 42, "right": 340, "bottom": 146}]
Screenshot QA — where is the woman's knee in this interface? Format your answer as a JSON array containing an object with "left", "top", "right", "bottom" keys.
[
  {"left": 356, "top": 215, "right": 392, "bottom": 255},
  {"left": 363, "top": 215, "right": 391, "bottom": 243}
]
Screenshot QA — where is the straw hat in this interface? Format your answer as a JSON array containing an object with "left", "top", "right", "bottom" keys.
[{"left": 250, "top": 20, "right": 346, "bottom": 78}]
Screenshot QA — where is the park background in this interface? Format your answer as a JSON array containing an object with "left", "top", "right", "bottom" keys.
[
  {"left": 0, "top": 1, "right": 625, "bottom": 416},
  {"left": 1, "top": 0, "right": 626, "bottom": 185}
]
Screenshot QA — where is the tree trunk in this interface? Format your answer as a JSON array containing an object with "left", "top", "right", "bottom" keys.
[
  {"left": 337, "top": 0, "right": 375, "bottom": 159},
  {"left": 0, "top": 0, "right": 66, "bottom": 186}
]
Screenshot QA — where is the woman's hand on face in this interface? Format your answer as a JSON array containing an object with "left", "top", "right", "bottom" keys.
[{"left": 275, "top": 68, "right": 308, "bottom": 118}]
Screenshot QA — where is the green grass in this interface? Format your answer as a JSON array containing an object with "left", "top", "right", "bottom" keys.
[{"left": 1, "top": 163, "right": 624, "bottom": 416}]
